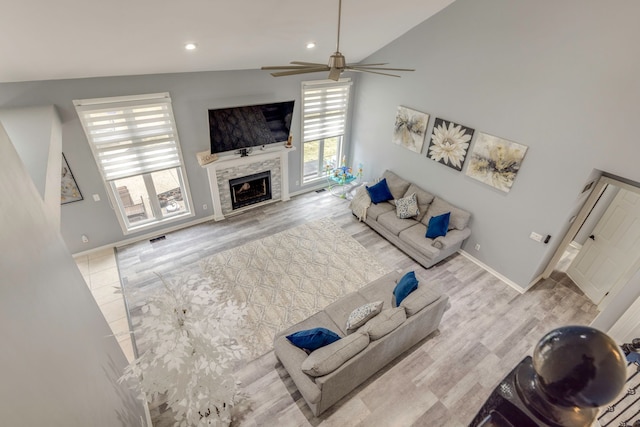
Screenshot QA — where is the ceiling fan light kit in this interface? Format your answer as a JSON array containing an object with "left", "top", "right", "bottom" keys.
[{"left": 261, "top": 0, "right": 414, "bottom": 81}]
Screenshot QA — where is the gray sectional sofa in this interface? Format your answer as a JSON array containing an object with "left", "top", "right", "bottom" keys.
[
  {"left": 351, "top": 170, "right": 472, "bottom": 268},
  {"left": 273, "top": 269, "right": 448, "bottom": 416}
]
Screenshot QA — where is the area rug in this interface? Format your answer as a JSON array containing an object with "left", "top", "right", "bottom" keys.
[{"left": 199, "top": 217, "right": 391, "bottom": 359}]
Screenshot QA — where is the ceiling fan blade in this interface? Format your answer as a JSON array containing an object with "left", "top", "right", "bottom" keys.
[
  {"left": 261, "top": 65, "right": 326, "bottom": 70},
  {"left": 346, "top": 67, "right": 402, "bottom": 78},
  {"left": 348, "top": 65, "right": 415, "bottom": 72},
  {"left": 269, "top": 67, "right": 330, "bottom": 77},
  {"left": 290, "top": 61, "right": 329, "bottom": 66},
  {"left": 262, "top": 0, "right": 415, "bottom": 79},
  {"left": 347, "top": 63, "right": 389, "bottom": 67}
]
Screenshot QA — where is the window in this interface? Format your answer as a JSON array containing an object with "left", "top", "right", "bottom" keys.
[
  {"left": 301, "top": 79, "right": 351, "bottom": 183},
  {"left": 74, "top": 92, "right": 193, "bottom": 234}
]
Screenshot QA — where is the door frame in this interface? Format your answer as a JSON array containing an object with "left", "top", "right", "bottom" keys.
[{"left": 542, "top": 175, "right": 640, "bottom": 310}]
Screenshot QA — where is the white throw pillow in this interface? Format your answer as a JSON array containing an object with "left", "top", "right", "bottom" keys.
[{"left": 346, "top": 300, "right": 383, "bottom": 331}]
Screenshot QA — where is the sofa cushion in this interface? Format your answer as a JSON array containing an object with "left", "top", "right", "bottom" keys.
[
  {"left": 425, "top": 212, "right": 450, "bottom": 239},
  {"left": 366, "top": 202, "right": 395, "bottom": 220},
  {"left": 301, "top": 331, "right": 370, "bottom": 377},
  {"left": 393, "top": 271, "right": 419, "bottom": 306},
  {"left": 286, "top": 328, "right": 341, "bottom": 352},
  {"left": 400, "top": 285, "right": 442, "bottom": 316},
  {"left": 378, "top": 211, "right": 417, "bottom": 236},
  {"left": 357, "top": 279, "right": 395, "bottom": 310},
  {"left": 422, "top": 197, "right": 470, "bottom": 231},
  {"left": 382, "top": 170, "right": 411, "bottom": 204},
  {"left": 403, "top": 183, "right": 435, "bottom": 221},
  {"left": 398, "top": 223, "right": 440, "bottom": 259},
  {"left": 361, "top": 307, "right": 406, "bottom": 340},
  {"left": 324, "top": 291, "right": 369, "bottom": 335},
  {"left": 346, "top": 300, "right": 384, "bottom": 331},
  {"left": 366, "top": 178, "right": 394, "bottom": 204},
  {"left": 395, "top": 193, "right": 420, "bottom": 219},
  {"left": 274, "top": 335, "right": 323, "bottom": 404}
]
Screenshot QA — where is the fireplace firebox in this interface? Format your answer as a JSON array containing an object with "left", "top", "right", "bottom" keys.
[{"left": 229, "top": 171, "right": 272, "bottom": 210}]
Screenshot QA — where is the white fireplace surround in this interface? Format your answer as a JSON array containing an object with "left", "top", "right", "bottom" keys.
[{"left": 202, "top": 145, "right": 295, "bottom": 221}]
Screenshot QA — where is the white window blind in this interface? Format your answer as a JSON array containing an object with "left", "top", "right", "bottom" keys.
[
  {"left": 301, "top": 80, "right": 351, "bottom": 142},
  {"left": 74, "top": 93, "right": 182, "bottom": 181}
]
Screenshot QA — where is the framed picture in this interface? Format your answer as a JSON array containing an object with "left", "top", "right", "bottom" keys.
[
  {"left": 392, "top": 106, "right": 429, "bottom": 153},
  {"left": 61, "top": 153, "right": 83, "bottom": 204},
  {"left": 426, "top": 118, "right": 475, "bottom": 171},
  {"left": 465, "top": 132, "right": 528, "bottom": 193}
]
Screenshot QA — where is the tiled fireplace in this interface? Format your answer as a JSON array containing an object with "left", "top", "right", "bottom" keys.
[{"left": 202, "top": 145, "right": 293, "bottom": 220}]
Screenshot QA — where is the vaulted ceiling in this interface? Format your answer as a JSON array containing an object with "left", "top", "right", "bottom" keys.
[{"left": 1, "top": 0, "right": 454, "bottom": 83}]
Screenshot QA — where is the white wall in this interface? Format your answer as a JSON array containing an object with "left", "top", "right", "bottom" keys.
[
  {"left": 0, "top": 124, "right": 146, "bottom": 426},
  {"left": 0, "top": 106, "right": 62, "bottom": 226},
  {"left": 350, "top": 0, "right": 640, "bottom": 288}
]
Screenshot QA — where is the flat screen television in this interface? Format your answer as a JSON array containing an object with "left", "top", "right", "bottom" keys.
[{"left": 208, "top": 100, "right": 295, "bottom": 154}]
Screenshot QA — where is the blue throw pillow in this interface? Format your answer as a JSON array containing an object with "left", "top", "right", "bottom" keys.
[
  {"left": 286, "top": 327, "right": 341, "bottom": 352},
  {"left": 366, "top": 178, "right": 394, "bottom": 204},
  {"left": 393, "top": 271, "right": 419, "bottom": 307},
  {"left": 426, "top": 212, "right": 450, "bottom": 239}
]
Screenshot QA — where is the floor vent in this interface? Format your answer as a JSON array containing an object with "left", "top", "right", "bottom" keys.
[
  {"left": 315, "top": 188, "right": 327, "bottom": 193},
  {"left": 150, "top": 235, "right": 166, "bottom": 243}
]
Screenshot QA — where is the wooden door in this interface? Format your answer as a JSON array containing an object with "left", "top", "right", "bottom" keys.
[{"left": 567, "top": 189, "right": 640, "bottom": 304}]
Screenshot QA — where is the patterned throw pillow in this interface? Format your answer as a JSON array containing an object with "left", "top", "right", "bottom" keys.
[
  {"left": 395, "top": 193, "right": 420, "bottom": 219},
  {"left": 346, "top": 301, "right": 384, "bottom": 330}
]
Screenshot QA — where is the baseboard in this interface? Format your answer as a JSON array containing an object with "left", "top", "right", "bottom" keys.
[
  {"left": 71, "top": 214, "right": 217, "bottom": 256},
  {"left": 289, "top": 182, "right": 330, "bottom": 197},
  {"left": 72, "top": 184, "right": 338, "bottom": 257},
  {"left": 459, "top": 250, "right": 526, "bottom": 294}
]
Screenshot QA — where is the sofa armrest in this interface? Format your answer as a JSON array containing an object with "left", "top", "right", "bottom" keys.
[
  {"left": 274, "top": 335, "right": 322, "bottom": 404},
  {"left": 431, "top": 228, "right": 471, "bottom": 250}
]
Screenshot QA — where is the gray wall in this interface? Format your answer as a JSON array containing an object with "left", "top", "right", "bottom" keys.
[
  {"left": 2, "top": 0, "right": 639, "bottom": 287},
  {"left": 0, "top": 71, "right": 350, "bottom": 253},
  {"left": 0, "top": 124, "right": 146, "bottom": 426},
  {"left": 350, "top": 0, "right": 640, "bottom": 288}
]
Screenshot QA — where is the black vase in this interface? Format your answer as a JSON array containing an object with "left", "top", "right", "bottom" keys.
[{"left": 470, "top": 325, "right": 627, "bottom": 427}]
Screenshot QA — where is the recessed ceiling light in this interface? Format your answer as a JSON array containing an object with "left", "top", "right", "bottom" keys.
[
  {"left": 306, "top": 42, "right": 316, "bottom": 49},
  {"left": 185, "top": 43, "right": 197, "bottom": 51}
]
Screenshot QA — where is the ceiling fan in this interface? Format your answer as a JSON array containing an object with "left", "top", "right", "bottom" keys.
[{"left": 261, "top": 0, "right": 414, "bottom": 81}]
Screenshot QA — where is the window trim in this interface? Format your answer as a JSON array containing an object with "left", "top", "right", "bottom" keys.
[
  {"left": 300, "top": 79, "right": 351, "bottom": 184},
  {"left": 74, "top": 92, "right": 194, "bottom": 234}
]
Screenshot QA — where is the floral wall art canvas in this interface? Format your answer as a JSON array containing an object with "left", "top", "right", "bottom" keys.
[
  {"left": 427, "top": 118, "right": 475, "bottom": 171},
  {"left": 392, "top": 106, "right": 429, "bottom": 153},
  {"left": 61, "top": 153, "right": 83, "bottom": 204},
  {"left": 465, "top": 132, "right": 528, "bottom": 193}
]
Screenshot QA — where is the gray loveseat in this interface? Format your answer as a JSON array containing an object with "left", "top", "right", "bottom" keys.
[
  {"left": 351, "top": 170, "right": 472, "bottom": 268},
  {"left": 273, "top": 269, "right": 448, "bottom": 416}
]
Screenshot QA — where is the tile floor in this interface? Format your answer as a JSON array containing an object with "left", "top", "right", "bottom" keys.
[{"left": 74, "top": 247, "right": 135, "bottom": 362}]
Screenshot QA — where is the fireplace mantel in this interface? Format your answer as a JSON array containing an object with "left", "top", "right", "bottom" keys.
[{"left": 202, "top": 145, "right": 295, "bottom": 221}]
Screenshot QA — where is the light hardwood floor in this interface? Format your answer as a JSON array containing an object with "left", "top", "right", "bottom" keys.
[{"left": 115, "top": 189, "right": 598, "bottom": 427}]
